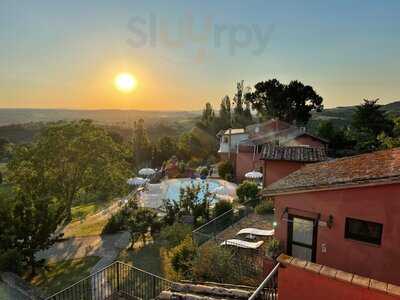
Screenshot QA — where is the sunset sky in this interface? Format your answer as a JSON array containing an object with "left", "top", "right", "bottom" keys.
[{"left": 1, "top": 0, "right": 400, "bottom": 110}]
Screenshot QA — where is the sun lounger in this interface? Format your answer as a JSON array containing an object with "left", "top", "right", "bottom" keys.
[
  {"left": 220, "top": 239, "right": 264, "bottom": 249},
  {"left": 236, "top": 228, "right": 275, "bottom": 237}
]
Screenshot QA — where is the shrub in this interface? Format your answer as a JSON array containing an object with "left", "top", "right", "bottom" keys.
[
  {"left": 101, "top": 212, "right": 126, "bottom": 234},
  {"left": 159, "top": 223, "right": 192, "bottom": 250},
  {"left": 213, "top": 200, "right": 233, "bottom": 217},
  {"left": 199, "top": 167, "right": 209, "bottom": 177},
  {"left": 192, "top": 243, "right": 239, "bottom": 283},
  {"left": 267, "top": 238, "right": 282, "bottom": 259},
  {"left": 217, "top": 160, "right": 234, "bottom": 181},
  {"left": 169, "top": 237, "right": 197, "bottom": 279},
  {"left": 0, "top": 249, "right": 23, "bottom": 274},
  {"left": 255, "top": 200, "right": 274, "bottom": 215},
  {"left": 236, "top": 181, "right": 260, "bottom": 206}
]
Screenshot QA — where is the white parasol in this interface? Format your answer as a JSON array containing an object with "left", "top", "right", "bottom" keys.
[
  {"left": 138, "top": 168, "right": 156, "bottom": 176},
  {"left": 245, "top": 170, "right": 263, "bottom": 179}
]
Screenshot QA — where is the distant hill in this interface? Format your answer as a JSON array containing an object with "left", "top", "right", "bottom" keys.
[
  {"left": 310, "top": 100, "right": 400, "bottom": 128},
  {"left": 0, "top": 108, "right": 200, "bottom": 126}
]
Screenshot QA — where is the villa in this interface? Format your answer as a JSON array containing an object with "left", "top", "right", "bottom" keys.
[
  {"left": 264, "top": 148, "right": 400, "bottom": 286},
  {"left": 218, "top": 119, "right": 328, "bottom": 183}
]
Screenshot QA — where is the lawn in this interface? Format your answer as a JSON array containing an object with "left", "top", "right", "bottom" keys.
[
  {"left": 63, "top": 200, "right": 119, "bottom": 238},
  {"left": 29, "top": 256, "right": 101, "bottom": 297},
  {"left": 118, "top": 241, "right": 163, "bottom": 276},
  {"left": 71, "top": 201, "right": 109, "bottom": 222}
]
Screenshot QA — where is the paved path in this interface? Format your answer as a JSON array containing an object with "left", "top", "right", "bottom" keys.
[{"left": 36, "top": 231, "right": 130, "bottom": 264}]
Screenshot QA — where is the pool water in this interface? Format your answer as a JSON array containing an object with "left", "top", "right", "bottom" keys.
[{"left": 163, "top": 179, "right": 228, "bottom": 203}]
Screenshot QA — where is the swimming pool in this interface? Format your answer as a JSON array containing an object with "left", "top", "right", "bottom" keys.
[
  {"left": 164, "top": 178, "right": 231, "bottom": 203},
  {"left": 139, "top": 178, "right": 237, "bottom": 209}
]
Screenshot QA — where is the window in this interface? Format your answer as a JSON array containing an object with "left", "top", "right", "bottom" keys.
[
  {"left": 223, "top": 136, "right": 229, "bottom": 143},
  {"left": 345, "top": 218, "right": 383, "bottom": 245}
]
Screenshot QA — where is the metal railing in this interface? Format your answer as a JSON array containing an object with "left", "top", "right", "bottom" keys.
[
  {"left": 192, "top": 203, "right": 253, "bottom": 245},
  {"left": 45, "top": 261, "right": 173, "bottom": 300},
  {"left": 248, "top": 262, "right": 279, "bottom": 300}
]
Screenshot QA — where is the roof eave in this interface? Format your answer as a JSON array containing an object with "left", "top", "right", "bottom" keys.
[{"left": 263, "top": 177, "right": 400, "bottom": 197}]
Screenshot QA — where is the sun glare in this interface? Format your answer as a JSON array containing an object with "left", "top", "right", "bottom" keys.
[{"left": 114, "top": 73, "right": 137, "bottom": 93}]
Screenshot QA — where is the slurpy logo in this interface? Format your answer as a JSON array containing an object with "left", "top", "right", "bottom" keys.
[{"left": 127, "top": 13, "right": 274, "bottom": 62}]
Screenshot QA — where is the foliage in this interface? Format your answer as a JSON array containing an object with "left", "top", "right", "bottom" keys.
[
  {"left": 350, "top": 99, "right": 394, "bottom": 153},
  {"left": 169, "top": 237, "right": 197, "bottom": 279},
  {"left": 127, "top": 207, "right": 159, "bottom": 248},
  {"left": 0, "top": 190, "right": 65, "bottom": 275},
  {"left": 151, "top": 136, "right": 178, "bottom": 167},
  {"left": 255, "top": 200, "right": 274, "bottom": 215},
  {"left": 7, "top": 120, "right": 130, "bottom": 221},
  {"left": 162, "top": 198, "right": 181, "bottom": 225},
  {"left": 267, "top": 238, "right": 282, "bottom": 259},
  {"left": 29, "top": 257, "right": 100, "bottom": 297},
  {"left": 246, "top": 79, "right": 323, "bottom": 125},
  {"left": 192, "top": 243, "right": 239, "bottom": 283},
  {"left": 132, "top": 119, "right": 152, "bottom": 168},
  {"left": 0, "top": 248, "right": 23, "bottom": 273},
  {"left": 217, "top": 160, "right": 234, "bottom": 181},
  {"left": 101, "top": 213, "right": 127, "bottom": 234},
  {"left": 159, "top": 223, "right": 192, "bottom": 250},
  {"left": 199, "top": 167, "right": 209, "bottom": 177},
  {"left": 213, "top": 200, "right": 233, "bottom": 217},
  {"left": 378, "top": 116, "right": 400, "bottom": 149},
  {"left": 236, "top": 181, "right": 260, "bottom": 206},
  {"left": 316, "top": 121, "right": 356, "bottom": 157}
]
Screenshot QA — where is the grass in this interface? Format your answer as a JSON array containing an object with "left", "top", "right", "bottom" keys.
[
  {"left": 71, "top": 201, "right": 108, "bottom": 222},
  {"left": 64, "top": 199, "right": 118, "bottom": 238},
  {"left": 29, "top": 256, "right": 101, "bottom": 297},
  {"left": 118, "top": 241, "right": 163, "bottom": 276},
  {"left": 63, "top": 215, "right": 109, "bottom": 238}
]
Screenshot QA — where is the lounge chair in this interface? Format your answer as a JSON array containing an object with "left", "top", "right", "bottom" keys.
[
  {"left": 236, "top": 228, "right": 275, "bottom": 237},
  {"left": 220, "top": 239, "right": 264, "bottom": 249}
]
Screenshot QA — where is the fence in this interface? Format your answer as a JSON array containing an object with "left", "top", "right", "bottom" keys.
[
  {"left": 248, "top": 262, "right": 279, "bottom": 300},
  {"left": 192, "top": 203, "right": 253, "bottom": 245},
  {"left": 45, "top": 261, "right": 173, "bottom": 300}
]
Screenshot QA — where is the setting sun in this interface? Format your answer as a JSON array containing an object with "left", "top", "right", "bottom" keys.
[{"left": 114, "top": 73, "right": 137, "bottom": 93}]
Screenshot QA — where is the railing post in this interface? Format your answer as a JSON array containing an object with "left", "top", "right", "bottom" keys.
[
  {"left": 116, "top": 262, "right": 120, "bottom": 293},
  {"left": 152, "top": 275, "right": 157, "bottom": 298}
]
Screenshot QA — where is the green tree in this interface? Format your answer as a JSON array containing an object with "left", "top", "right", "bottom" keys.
[
  {"left": 246, "top": 79, "right": 323, "bottom": 125},
  {"left": 127, "top": 207, "right": 158, "bottom": 247},
  {"left": 378, "top": 116, "right": 400, "bottom": 149},
  {"left": 169, "top": 237, "right": 197, "bottom": 279},
  {"left": 213, "top": 200, "right": 232, "bottom": 217},
  {"left": 233, "top": 80, "right": 253, "bottom": 127},
  {"left": 8, "top": 120, "right": 130, "bottom": 221},
  {"left": 351, "top": 99, "right": 394, "bottom": 153},
  {"left": 132, "top": 119, "right": 152, "bottom": 168},
  {"left": 12, "top": 192, "right": 64, "bottom": 275},
  {"left": 236, "top": 181, "right": 260, "bottom": 206},
  {"left": 217, "top": 96, "right": 232, "bottom": 130},
  {"left": 152, "top": 136, "right": 177, "bottom": 167},
  {"left": 201, "top": 102, "right": 215, "bottom": 129},
  {"left": 317, "top": 121, "right": 355, "bottom": 157},
  {"left": 217, "top": 160, "right": 234, "bottom": 181}
]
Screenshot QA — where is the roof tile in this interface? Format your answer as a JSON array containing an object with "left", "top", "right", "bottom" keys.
[{"left": 264, "top": 148, "right": 400, "bottom": 194}]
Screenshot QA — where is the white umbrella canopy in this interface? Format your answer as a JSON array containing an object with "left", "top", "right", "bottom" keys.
[
  {"left": 245, "top": 170, "right": 263, "bottom": 179},
  {"left": 127, "top": 177, "right": 147, "bottom": 186},
  {"left": 138, "top": 168, "right": 156, "bottom": 176}
]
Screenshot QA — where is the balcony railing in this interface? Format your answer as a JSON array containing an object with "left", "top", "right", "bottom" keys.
[
  {"left": 45, "top": 261, "right": 173, "bottom": 300},
  {"left": 192, "top": 202, "right": 253, "bottom": 246},
  {"left": 248, "top": 262, "right": 279, "bottom": 300}
]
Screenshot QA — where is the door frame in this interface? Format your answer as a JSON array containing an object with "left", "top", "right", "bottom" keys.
[{"left": 287, "top": 214, "right": 318, "bottom": 262}]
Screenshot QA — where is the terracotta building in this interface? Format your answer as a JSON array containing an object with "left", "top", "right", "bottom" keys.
[
  {"left": 264, "top": 148, "right": 400, "bottom": 285},
  {"left": 218, "top": 119, "right": 328, "bottom": 183}
]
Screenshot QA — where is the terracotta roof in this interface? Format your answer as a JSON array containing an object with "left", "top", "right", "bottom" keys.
[
  {"left": 261, "top": 144, "right": 328, "bottom": 162},
  {"left": 264, "top": 148, "right": 400, "bottom": 195}
]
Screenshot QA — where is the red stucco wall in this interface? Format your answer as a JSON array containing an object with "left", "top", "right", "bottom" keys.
[
  {"left": 278, "top": 264, "right": 400, "bottom": 300},
  {"left": 274, "top": 183, "right": 400, "bottom": 285},
  {"left": 235, "top": 151, "right": 262, "bottom": 182},
  {"left": 263, "top": 160, "right": 305, "bottom": 186}
]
